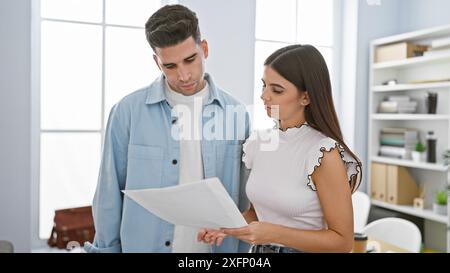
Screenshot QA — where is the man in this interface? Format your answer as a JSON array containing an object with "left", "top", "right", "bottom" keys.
[{"left": 84, "top": 4, "right": 250, "bottom": 253}]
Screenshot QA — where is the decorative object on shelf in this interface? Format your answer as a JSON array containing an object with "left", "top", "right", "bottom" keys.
[
  {"left": 370, "top": 163, "right": 419, "bottom": 204},
  {"left": 382, "top": 79, "right": 398, "bottom": 86},
  {"left": 413, "top": 187, "right": 425, "bottom": 210},
  {"left": 443, "top": 150, "right": 450, "bottom": 165},
  {"left": 413, "top": 197, "right": 425, "bottom": 210},
  {"left": 430, "top": 36, "right": 450, "bottom": 49},
  {"left": 379, "top": 127, "right": 418, "bottom": 159},
  {"left": 378, "top": 95, "right": 417, "bottom": 114},
  {"left": 432, "top": 190, "right": 447, "bottom": 216},
  {"left": 375, "top": 42, "right": 428, "bottom": 63},
  {"left": 412, "top": 140, "right": 426, "bottom": 162},
  {"left": 426, "top": 131, "right": 437, "bottom": 163},
  {"left": 425, "top": 92, "right": 438, "bottom": 114},
  {"left": 424, "top": 36, "right": 450, "bottom": 57}
]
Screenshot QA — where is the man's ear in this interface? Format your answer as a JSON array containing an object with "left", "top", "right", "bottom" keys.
[
  {"left": 201, "top": 39, "right": 209, "bottom": 59},
  {"left": 153, "top": 54, "right": 162, "bottom": 71}
]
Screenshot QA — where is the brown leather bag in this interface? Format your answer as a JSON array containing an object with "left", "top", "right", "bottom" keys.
[{"left": 47, "top": 206, "right": 95, "bottom": 249}]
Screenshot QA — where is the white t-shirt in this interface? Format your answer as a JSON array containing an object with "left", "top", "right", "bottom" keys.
[
  {"left": 164, "top": 80, "right": 211, "bottom": 253},
  {"left": 243, "top": 123, "right": 361, "bottom": 231}
]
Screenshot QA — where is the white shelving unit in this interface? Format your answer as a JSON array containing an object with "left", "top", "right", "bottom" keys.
[
  {"left": 371, "top": 156, "right": 449, "bottom": 172},
  {"left": 368, "top": 25, "right": 450, "bottom": 253},
  {"left": 371, "top": 114, "right": 449, "bottom": 121}
]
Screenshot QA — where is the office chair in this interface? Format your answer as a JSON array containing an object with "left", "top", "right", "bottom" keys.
[
  {"left": 352, "top": 191, "right": 371, "bottom": 233},
  {"left": 362, "top": 217, "right": 422, "bottom": 253},
  {"left": 0, "top": 240, "right": 14, "bottom": 253}
]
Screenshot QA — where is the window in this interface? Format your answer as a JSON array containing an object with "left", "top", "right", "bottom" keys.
[
  {"left": 253, "top": 0, "right": 337, "bottom": 129},
  {"left": 38, "top": 0, "right": 166, "bottom": 239}
]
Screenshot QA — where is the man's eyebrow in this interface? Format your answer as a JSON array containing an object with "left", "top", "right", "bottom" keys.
[
  {"left": 184, "top": 53, "right": 197, "bottom": 60},
  {"left": 162, "top": 53, "right": 197, "bottom": 67}
]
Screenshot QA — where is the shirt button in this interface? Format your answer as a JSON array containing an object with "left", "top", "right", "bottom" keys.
[
  {"left": 165, "top": 241, "right": 171, "bottom": 247},
  {"left": 172, "top": 119, "right": 177, "bottom": 124},
  {"left": 172, "top": 159, "right": 178, "bottom": 165}
]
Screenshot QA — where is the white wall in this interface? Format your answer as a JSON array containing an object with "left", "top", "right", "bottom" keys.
[
  {"left": 399, "top": 0, "right": 450, "bottom": 33},
  {"left": 0, "top": 0, "right": 32, "bottom": 252},
  {"left": 180, "top": 0, "right": 256, "bottom": 106},
  {"left": 340, "top": 0, "right": 402, "bottom": 192},
  {"left": 339, "top": 0, "right": 359, "bottom": 152},
  {"left": 350, "top": 0, "right": 402, "bottom": 192}
]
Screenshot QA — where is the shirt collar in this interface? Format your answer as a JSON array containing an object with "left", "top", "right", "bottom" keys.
[{"left": 145, "top": 73, "right": 225, "bottom": 108}]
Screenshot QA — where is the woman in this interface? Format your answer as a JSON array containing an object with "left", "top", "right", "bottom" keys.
[{"left": 198, "top": 44, "right": 362, "bottom": 253}]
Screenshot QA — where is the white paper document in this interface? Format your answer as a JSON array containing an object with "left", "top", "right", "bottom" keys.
[{"left": 122, "top": 177, "right": 247, "bottom": 229}]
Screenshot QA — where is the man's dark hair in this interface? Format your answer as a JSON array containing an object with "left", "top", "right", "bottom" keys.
[{"left": 145, "top": 4, "right": 201, "bottom": 50}]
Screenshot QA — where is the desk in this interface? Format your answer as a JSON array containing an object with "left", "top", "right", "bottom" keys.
[{"left": 367, "top": 236, "right": 411, "bottom": 253}]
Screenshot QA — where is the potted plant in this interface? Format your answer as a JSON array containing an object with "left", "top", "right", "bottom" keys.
[
  {"left": 443, "top": 149, "right": 450, "bottom": 165},
  {"left": 412, "top": 141, "right": 426, "bottom": 162},
  {"left": 433, "top": 190, "right": 447, "bottom": 215}
]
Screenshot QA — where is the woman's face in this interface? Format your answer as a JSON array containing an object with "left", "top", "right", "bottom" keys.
[{"left": 260, "top": 66, "right": 309, "bottom": 121}]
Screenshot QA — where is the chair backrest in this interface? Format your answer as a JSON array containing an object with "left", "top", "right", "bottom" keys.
[
  {"left": 352, "top": 191, "right": 371, "bottom": 233},
  {"left": 0, "top": 240, "right": 14, "bottom": 253},
  {"left": 362, "top": 217, "right": 422, "bottom": 253}
]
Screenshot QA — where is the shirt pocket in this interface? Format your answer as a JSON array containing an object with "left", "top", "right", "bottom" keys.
[{"left": 126, "top": 144, "right": 164, "bottom": 188}]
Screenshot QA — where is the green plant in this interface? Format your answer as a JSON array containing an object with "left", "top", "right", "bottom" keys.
[
  {"left": 415, "top": 141, "right": 426, "bottom": 152},
  {"left": 444, "top": 150, "right": 450, "bottom": 158},
  {"left": 435, "top": 191, "right": 447, "bottom": 205}
]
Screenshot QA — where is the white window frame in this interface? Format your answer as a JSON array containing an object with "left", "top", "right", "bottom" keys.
[
  {"left": 30, "top": 0, "right": 175, "bottom": 250},
  {"left": 253, "top": 0, "right": 343, "bottom": 128}
]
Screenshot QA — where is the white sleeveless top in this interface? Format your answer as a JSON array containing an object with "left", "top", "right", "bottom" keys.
[{"left": 243, "top": 123, "right": 361, "bottom": 231}]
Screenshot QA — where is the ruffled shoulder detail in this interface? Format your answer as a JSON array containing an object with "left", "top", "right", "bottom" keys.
[
  {"left": 242, "top": 130, "right": 259, "bottom": 169},
  {"left": 305, "top": 137, "right": 362, "bottom": 192}
]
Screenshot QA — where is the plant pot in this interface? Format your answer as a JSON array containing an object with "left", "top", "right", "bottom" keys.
[
  {"left": 433, "top": 203, "right": 447, "bottom": 215},
  {"left": 411, "top": 151, "right": 426, "bottom": 162}
]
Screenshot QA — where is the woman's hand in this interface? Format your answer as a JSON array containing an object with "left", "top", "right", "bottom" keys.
[
  {"left": 221, "top": 221, "right": 279, "bottom": 245},
  {"left": 197, "top": 228, "right": 227, "bottom": 246}
]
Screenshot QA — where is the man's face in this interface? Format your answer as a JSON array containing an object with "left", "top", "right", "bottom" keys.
[{"left": 153, "top": 37, "right": 208, "bottom": 96}]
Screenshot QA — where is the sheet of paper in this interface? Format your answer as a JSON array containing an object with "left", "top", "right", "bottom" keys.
[{"left": 122, "top": 177, "right": 247, "bottom": 229}]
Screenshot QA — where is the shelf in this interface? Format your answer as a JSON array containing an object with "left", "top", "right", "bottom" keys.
[
  {"left": 371, "top": 156, "right": 449, "bottom": 172},
  {"left": 371, "top": 24, "right": 450, "bottom": 46},
  {"left": 372, "top": 53, "right": 450, "bottom": 69},
  {"left": 371, "top": 199, "right": 448, "bottom": 224},
  {"left": 372, "top": 82, "right": 450, "bottom": 92},
  {"left": 371, "top": 114, "right": 449, "bottom": 120}
]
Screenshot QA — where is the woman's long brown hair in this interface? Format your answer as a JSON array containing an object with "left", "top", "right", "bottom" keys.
[{"left": 264, "top": 44, "right": 362, "bottom": 192}]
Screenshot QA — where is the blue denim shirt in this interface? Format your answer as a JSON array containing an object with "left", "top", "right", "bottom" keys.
[{"left": 84, "top": 73, "right": 251, "bottom": 253}]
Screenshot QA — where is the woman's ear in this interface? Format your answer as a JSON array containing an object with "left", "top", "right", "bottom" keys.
[{"left": 300, "top": 91, "right": 311, "bottom": 106}]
